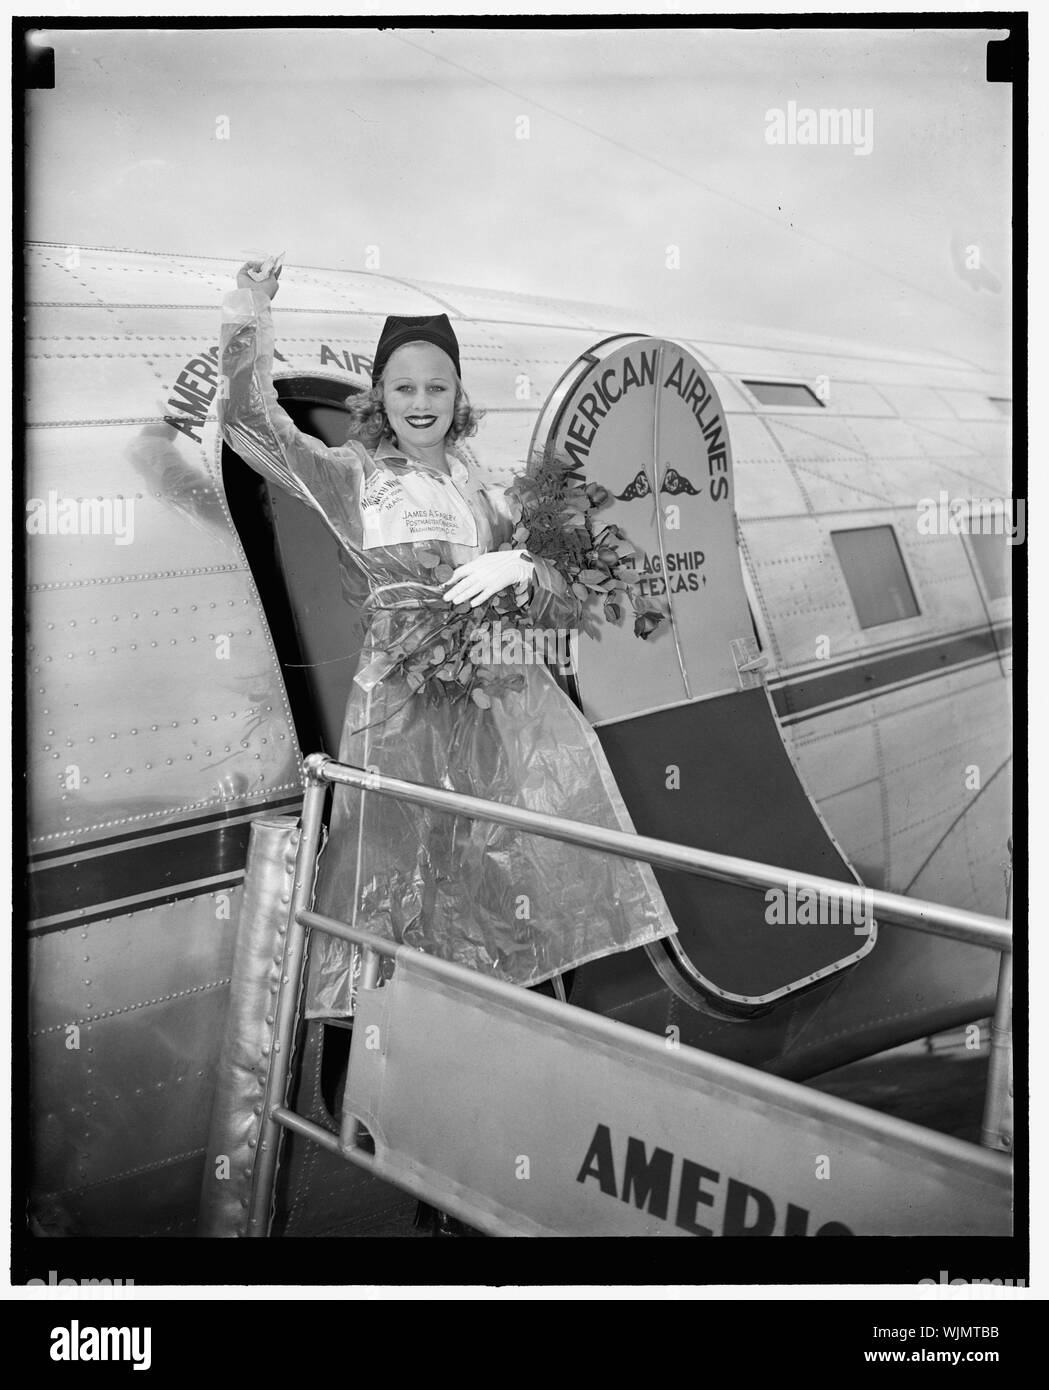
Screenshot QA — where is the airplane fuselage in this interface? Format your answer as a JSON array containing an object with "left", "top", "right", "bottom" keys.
[{"left": 23, "top": 244, "right": 1012, "bottom": 1235}]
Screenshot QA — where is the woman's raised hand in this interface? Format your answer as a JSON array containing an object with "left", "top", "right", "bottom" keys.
[{"left": 236, "top": 256, "right": 283, "bottom": 301}]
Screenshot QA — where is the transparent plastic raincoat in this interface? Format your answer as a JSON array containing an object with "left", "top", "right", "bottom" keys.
[{"left": 219, "top": 287, "right": 677, "bottom": 1016}]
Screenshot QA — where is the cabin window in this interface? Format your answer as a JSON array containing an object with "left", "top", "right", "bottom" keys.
[
  {"left": 832, "top": 526, "right": 920, "bottom": 628},
  {"left": 742, "top": 379, "right": 825, "bottom": 408},
  {"left": 967, "top": 531, "right": 1011, "bottom": 600}
]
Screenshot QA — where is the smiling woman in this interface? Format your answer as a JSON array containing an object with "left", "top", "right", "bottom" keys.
[
  {"left": 385, "top": 348, "right": 456, "bottom": 452},
  {"left": 343, "top": 313, "right": 481, "bottom": 471},
  {"left": 218, "top": 260, "right": 679, "bottom": 1021}
]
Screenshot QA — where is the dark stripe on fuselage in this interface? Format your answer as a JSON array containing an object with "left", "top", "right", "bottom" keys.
[
  {"left": 28, "top": 794, "right": 304, "bottom": 864},
  {"left": 770, "top": 622, "right": 1010, "bottom": 724},
  {"left": 774, "top": 619, "right": 1010, "bottom": 684},
  {"left": 28, "top": 821, "right": 257, "bottom": 925},
  {"left": 28, "top": 876, "right": 247, "bottom": 938}
]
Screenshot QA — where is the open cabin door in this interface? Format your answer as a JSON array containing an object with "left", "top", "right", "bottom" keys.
[
  {"left": 530, "top": 337, "right": 876, "bottom": 1013},
  {"left": 221, "top": 378, "right": 367, "bottom": 758}
]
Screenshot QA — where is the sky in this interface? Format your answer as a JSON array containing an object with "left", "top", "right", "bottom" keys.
[{"left": 26, "top": 22, "right": 1012, "bottom": 369}]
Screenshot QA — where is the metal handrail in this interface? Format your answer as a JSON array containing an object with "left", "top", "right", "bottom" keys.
[
  {"left": 246, "top": 752, "right": 1014, "bottom": 1232},
  {"left": 307, "top": 753, "right": 1012, "bottom": 953}
]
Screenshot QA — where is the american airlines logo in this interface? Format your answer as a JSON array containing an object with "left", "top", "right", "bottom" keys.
[{"left": 615, "top": 467, "right": 702, "bottom": 501}]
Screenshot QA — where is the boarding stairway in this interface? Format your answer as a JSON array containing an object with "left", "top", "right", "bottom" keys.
[{"left": 198, "top": 753, "right": 1012, "bottom": 1239}]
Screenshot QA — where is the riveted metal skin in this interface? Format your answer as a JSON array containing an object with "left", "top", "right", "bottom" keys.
[
  {"left": 29, "top": 893, "right": 239, "bottom": 1235},
  {"left": 26, "top": 244, "right": 316, "bottom": 1234}
]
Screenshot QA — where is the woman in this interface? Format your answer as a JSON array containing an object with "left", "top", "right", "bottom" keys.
[{"left": 219, "top": 260, "right": 677, "bottom": 1019}]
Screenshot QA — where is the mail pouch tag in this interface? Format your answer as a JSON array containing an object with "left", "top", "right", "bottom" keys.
[{"left": 361, "top": 468, "right": 478, "bottom": 550}]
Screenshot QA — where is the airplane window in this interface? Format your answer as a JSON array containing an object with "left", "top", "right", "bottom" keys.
[
  {"left": 831, "top": 526, "right": 920, "bottom": 628},
  {"left": 988, "top": 397, "right": 1012, "bottom": 417},
  {"left": 742, "top": 379, "right": 825, "bottom": 408},
  {"left": 967, "top": 532, "right": 1011, "bottom": 601}
]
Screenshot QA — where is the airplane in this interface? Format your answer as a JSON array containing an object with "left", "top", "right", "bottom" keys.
[{"left": 22, "top": 240, "right": 1013, "bottom": 1241}]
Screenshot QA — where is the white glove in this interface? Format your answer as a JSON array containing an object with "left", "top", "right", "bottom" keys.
[{"left": 442, "top": 549, "right": 534, "bottom": 608}]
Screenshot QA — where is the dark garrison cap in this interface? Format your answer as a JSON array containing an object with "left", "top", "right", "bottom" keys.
[{"left": 371, "top": 313, "right": 462, "bottom": 385}]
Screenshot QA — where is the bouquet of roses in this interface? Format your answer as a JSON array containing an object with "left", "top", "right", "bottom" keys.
[{"left": 384, "top": 447, "right": 669, "bottom": 708}]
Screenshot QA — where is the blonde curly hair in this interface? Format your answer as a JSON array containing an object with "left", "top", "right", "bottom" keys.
[{"left": 344, "top": 358, "right": 483, "bottom": 447}]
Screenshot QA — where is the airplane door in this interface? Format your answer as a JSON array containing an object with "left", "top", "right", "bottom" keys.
[
  {"left": 530, "top": 337, "right": 878, "bottom": 1014},
  {"left": 222, "top": 381, "right": 366, "bottom": 757},
  {"left": 531, "top": 335, "right": 754, "bottom": 719}
]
